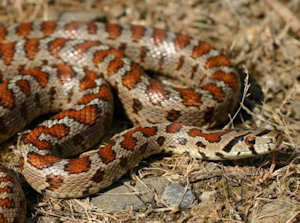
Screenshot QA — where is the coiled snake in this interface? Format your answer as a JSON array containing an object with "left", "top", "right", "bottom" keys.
[{"left": 0, "top": 21, "right": 282, "bottom": 222}]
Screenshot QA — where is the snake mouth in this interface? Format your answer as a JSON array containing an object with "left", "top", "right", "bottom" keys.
[{"left": 258, "top": 130, "right": 283, "bottom": 154}]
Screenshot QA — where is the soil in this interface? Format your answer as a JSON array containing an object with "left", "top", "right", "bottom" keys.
[{"left": 0, "top": 0, "right": 299, "bottom": 222}]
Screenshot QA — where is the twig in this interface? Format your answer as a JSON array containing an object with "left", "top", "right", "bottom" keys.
[
  {"left": 224, "top": 69, "right": 250, "bottom": 129},
  {"left": 266, "top": 0, "right": 300, "bottom": 37}
]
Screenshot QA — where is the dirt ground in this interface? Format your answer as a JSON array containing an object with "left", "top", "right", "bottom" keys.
[{"left": 0, "top": 0, "right": 299, "bottom": 222}]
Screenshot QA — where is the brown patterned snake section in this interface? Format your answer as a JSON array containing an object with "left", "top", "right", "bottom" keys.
[{"left": 0, "top": 21, "right": 281, "bottom": 222}]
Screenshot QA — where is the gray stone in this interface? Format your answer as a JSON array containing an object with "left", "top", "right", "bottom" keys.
[
  {"left": 91, "top": 176, "right": 195, "bottom": 212},
  {"left": 161, "top": 184, "right": 195, "bottom": 209},
  {"left": 91, "top": 183, "right": 146, "bottom": 213},
  {"left": 135, "top": 176, "right": 170, "bottom": 203}
]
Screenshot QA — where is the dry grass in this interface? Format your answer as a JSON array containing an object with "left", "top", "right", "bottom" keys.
[{"left": 0, "top": 0, "right": 299, "bottom": 222}]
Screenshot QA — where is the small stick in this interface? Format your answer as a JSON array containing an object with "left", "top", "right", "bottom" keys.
[{"left": 266, "top": 0, "right": 300, "bottom": 37}]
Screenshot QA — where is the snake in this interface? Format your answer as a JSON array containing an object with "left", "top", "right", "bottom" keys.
[{"left": 0, "top": 21, "right": 282, "bottom": 222}]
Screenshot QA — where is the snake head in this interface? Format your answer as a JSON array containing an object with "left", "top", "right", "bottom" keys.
[{"left": 216, "top": 129, "right": 283, "bottom": 160}]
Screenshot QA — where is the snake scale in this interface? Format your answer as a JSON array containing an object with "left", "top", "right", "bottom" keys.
[{"left": 0, "top": 21, "right": 282, "bottom": 222}]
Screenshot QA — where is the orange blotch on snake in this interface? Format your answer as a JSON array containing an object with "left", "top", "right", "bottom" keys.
[
  {"left": 48, "top": 38, "right": 69, "bottom": 58},
  {"left": 0, "top": 186, "right": 13, "bottom": 194},
  {"left": 191, "top": 42, "right": 213, "bottom": 59},
  {"left": 98, "top": 143, "right": 116, "bottom": 164},
  {"left": 16, "top": 80, "right": 31, "bottom": 96},
  {"left": 188, "top": 128, "right": 229, "bottom": 143},
  {"left": 148, "top": 79, "right": 169, "bottom": 105},
  {"left": 0, "top": 26, "right": 7, "bottom": 41},
  {"left": 141, "top": 126, "right": 157, "bottom": 137},
  {"left": 0, "top": 175, "right": 15, "bottom": 184},
  {"left": 20, "top": 67, "right": 49, "bottom": 87},
  {"left": 175, "top": 88, "right": 202, "bottom": 106},
  {"left": 0, "top": 198, "right": 15, "bottom": 208},
  {"left": 0, "top": 42, "right": 16, "bottom": 65},
  {"left": 87, "top": 22, "right": 97, "bottom": 34},
  {"left": 65, "top": 157, "right": 91, "bottom": 174},
  {"left": 78, "top": 84, "right": 113, "bottom": 104},
  {"left": 106, "top": 23, "right": 122, "bottom": 40},
  {"left": 64, "top": 22, "right": 81, "bottom": 36},
  {"left": 54, "top": 64, "right": 76, "bottom": 83},
  {"left": 205, "top": 55, "right": 232, "bottom": 69},
  {"left": 211, "top": 71, "right": 238, "bottom": 92},
  {"left": 0, "top": 81, "right": 14, "bottom": 108},
  {"left": 45, "top": 175, "right": 64, "bottom": 191},
  {"left": 175, "top": 34, "right": 191, "bottom": 50},
  {"left": 52, "top": 105, "right": 98, "bottom": 125},
  {"left": 41, "top": 21, "right": 57, "bottom": 36},
  {"left": 24, "top": 125, "right": 69, "bottom": 150},
  {"left": 153, "top": 28, "right": 166, "bottom": 45},
  {"left": 202, "top": 83, "right": 225, "bottom": 102},
  {"left": 166, "top": 123, "right": 183, "bottom": 133},
  {"left": 75, "top": 40, "right": 100, "bottom": 55},
  {"left": 122, "top": 63, "right": 143, "bottom": 89},
  {"left": 121, "top": 127, "right": 157, "bottom": 151},
  {"left": 121, "top": 130, "right": 138, "bottom": 151},
  {"left": 27, "top": 153, "right": 60, "bottom": 169},
  {"left": 24, "top": 38, "right": 40, "bottom": 60},
  {"left": 16, "top": 22, "right": 32, "bottom": 37},
  {"left": 79, "top": 69, "right": 98, "bottom": 90},
  {"left": 93, "top": 49, "right": 124, "bottom": 75},
  {"left": 131, "top": 25, "right": 145, "bottom": 42}
]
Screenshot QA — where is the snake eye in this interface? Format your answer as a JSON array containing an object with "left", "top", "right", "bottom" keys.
[{"left": 245, "top": 136, "right": 256, "bottom": 146}]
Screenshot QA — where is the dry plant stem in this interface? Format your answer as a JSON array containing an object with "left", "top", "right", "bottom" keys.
[
  {"left": 225, "top": 70, "right": 250, "bottom": 129},
  {"left": 266, "top": 0, "right": 300, "bottom": 37}
]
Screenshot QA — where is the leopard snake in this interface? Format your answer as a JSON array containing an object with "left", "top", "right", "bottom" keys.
[{"left": 0, "top": 21, "right": 282, "bottom": 222}]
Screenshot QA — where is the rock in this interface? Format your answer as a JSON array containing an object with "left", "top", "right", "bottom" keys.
[
  {"left": 134, "top": 176, "right": 170, "bottom": 203},
  {"left": 161, "top": 183, "right": 195, "bottom": 209},
  {"left": 91, "top": 176, "right": 196, "bottom": 212},
  {"left": 91, "top": 182, "right": 146, "bottom": 213}
]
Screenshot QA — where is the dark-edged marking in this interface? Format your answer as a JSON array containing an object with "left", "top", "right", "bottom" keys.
[
  {"left": 166, "top": 109, "right": 181, "bottom": 122},
  {"left": 157, "top": 136, "right": 165, "bottom": 146},
  {"left": 65, "top": 157, "right": 91, "bottom": 174},
  {"left": 215, "top": 152, "right": 226, "bottom": 159},
  {"left": 24, "top": 38, "right": 40, "bottom": 60},
  {"left": 98, "top": 142, "right": 116, "bottom": 164},
  {"left": 132, "top": 98, "right": 143, "bottom": 114},
  {"left": 196, "top": 141, "right": 206, "bottom": 148},
  {"left": 222, "top": 132, "right": 250, "bottom": 153},
  {"left": 106, "top": 23, "right": 122, "bottom": 40},
  {"left": 131, "top": 25, "right": 145, "bottom": 42},
  {"left": 45, "top": 175, "right": 64, "bottom": 191},
  {"left": 188, "top": 128, "right": 229, "bottom": 143},
  {"left": 0, "top": 42, "right": 16, "bottom": 65},
  {"left": 16, "top": 22, "right": 33, "bottom": 37},
  {"left": 147, "top": 79, "right": 169, "bottom": 105},
  {"left": 41, "top": 21, "right": 57, "bottom": 36},
  {"left": 27, "top": 152, "right": 61, "bottom": 169},
  {"left": 166, "top": 123, "right": 182, "bottom": 133},
  {"left": 256, "top": 129, "right": 271, "bottom": 137}
]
